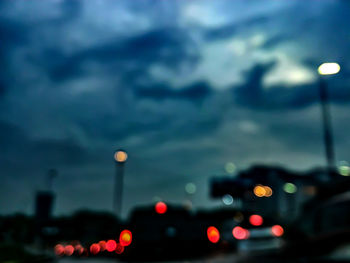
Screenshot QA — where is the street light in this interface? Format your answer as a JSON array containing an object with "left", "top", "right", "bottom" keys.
[
  {"left": 318, "top": 63, "right": 341, "bottom": 75},
  {"left": 317, "top": 62, "right": 340, "bottom": 175},
  {"left": 113, "top": 149, "right": 127, "bottom": 217}
]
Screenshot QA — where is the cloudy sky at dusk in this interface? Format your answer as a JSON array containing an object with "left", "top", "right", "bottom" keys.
[{"left": 1, "top": 0, "right": 350, "bottom": 216}]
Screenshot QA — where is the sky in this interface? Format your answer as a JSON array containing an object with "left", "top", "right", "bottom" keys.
[{"left": 1, "top": 0, "right": 350, "bottom": 216}]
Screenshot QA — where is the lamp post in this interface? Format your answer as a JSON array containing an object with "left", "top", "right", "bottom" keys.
[
  {"left": 113, "top": 150, "right": 127, "bottom": 216},
  {"left": 317, "top": 62, "right": 340, "bottom": 175}
]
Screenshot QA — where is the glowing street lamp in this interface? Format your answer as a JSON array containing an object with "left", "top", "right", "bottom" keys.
[
  {"left": 114, "top": 149, "right": 127, "bottom": 217},
  {"left": 317, "top": 62, "right": 340, "bottom": 173},
  {"left": 318, "top": 63, "right": 340, "bottom": 75}
]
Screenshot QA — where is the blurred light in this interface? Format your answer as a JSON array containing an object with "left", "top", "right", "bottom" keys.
[
  {"left": 106, "top": 240, "right": 117, "bottom": 252},
  {"left": 263, "top": 186, "right": 273, "bottom": 197},
  {"left": 114, "top": 150, "right": 127, "bottom": 163},
  {"left": 185, "top": 182, "right": 197, "bottom": 194},
  {"left": 232, "top": 226, "right": 249, "bottom": 240},
  {"left": 75, "top": 244, "right": 84, "bottom": 255},
  {"left": 271, "top": 225, "right": 284, "bottom": 237},
  {"left": 155, "top": 201, "right": 167, "bottom": 214},
  {"left": 225, "top": 162, "right": 236, "bottom": 174},
  {"left": 283, "top": 183, "right": 297, "bottom": 194},
  {"left": 249, "top": 214, "right": 263, "bottom": 226},
  {"left": 119, "top": 230, "right": 132, "bottom": 246},
  {"left": 90, "top": 243, "right": 100, "bottom": 255},
  {"left": 115, "top": 243, "right": 125, "bottom": 254},
  {"left": 302, "top": 186, "right": 317, "bottom": 196},
  {"left": 207, "top": 226, "right": 220, "bottom": 243},
  {"left": 233, "top": 212, "right": 244, "bottom": 223},
  {"left": 98, "top": 240, "right": 106, "bottom": 251},
  {"left": 338, "top": 164, "right": 350, "bottom": 176},
  {"left": 318, "top": 63, "right": 340, "bottom": 75},
  {"left": 64, "top": 245, "right": 74, "bottom": 256},
  {"left": 253, "top": 185, "right": 266, "bottom": 197},
  {"left": 54, "top": 244, "right": 65, "bottom": 256},
  {"left": 222, "top": 194, "right": 233, "bottom": 205},
  {"left": 165, "top": 226, "right": 177, "bottom": 238}
]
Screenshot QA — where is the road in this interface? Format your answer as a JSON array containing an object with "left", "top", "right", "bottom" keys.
[{"left": 59, "top": 253, "right": 240, "bottom": 263}]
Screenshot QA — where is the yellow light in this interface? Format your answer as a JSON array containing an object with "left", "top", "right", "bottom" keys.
[
  {"left": 253, "top": 185, "right": 266, "bottom": 197},
  {"left": 264, "top": 186, "right": 273, "bottom": 197},
  {"left": 114, "top": 150, "right": 127, "bottom": 162},
  {"left": 318, "top": 63, "right": 340, "bottom": 75}
]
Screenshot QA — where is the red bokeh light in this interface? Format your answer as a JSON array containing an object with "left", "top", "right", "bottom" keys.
[
  {"left": 155, "top": 201, "right": 167, "bottom": 214},
  {"left": 106, "top": 240, "right": 117, "bottom": 252},
  {"left": 119, "top": 230, "right": 132, "bottom": 246},
  {"left": 75, "top": 244, "right": 84, "bottom": 255},
  {"left": 98, "top": 240, "right": 106, "bottom": 251},
  {"left": 271, "top": 225, "right": 284, "bottom": 237},
  {"left": 232, "top": 226, "right": 250, "bottom": 240},
  {"left": 207, "top": 226, "right": 220, "bottom": 243},
  {"left": 115, "top": 243, "right": 125, "bottom": 254},
  {"left": 90, "top": 243, "right": 100, "bottom": 255},
  {"left": 54, "top": 244, "right": 65, "bottom": 256},
  {"left": 64, "top": 245, "right": 74, "bottom": 256},
  {"left": 249, "top": 214, "right": 263, "bottom": 226}
]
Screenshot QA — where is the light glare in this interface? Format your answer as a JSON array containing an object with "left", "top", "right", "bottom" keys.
[{"left": 318, "top": 63, "right": 340, "bottom": 75}]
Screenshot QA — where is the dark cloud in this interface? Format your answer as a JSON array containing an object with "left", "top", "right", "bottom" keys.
[
  {"left": 134, "top": 81, "right": 211, "bottom": 102},
  {"left": 51, "top": 28, "right": 199, "bottom": 82}
]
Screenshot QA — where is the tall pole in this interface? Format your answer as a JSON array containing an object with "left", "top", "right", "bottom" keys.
[
  {"left": 317, "top": 62, "right": 340, "bottom": 176},
  {"left": 318, "top": 77, "right": 335, "bottom": 171},
  {"left": 113, "top": 150, "right": 127, "bottom": 217}
]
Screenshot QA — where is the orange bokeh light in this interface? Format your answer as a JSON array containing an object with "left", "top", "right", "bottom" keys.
[
  {"left": 253, "top": 185, "right": 266, "bottom": 197},
  {"left": 207, "top": 226, "right": 220, "bottom": 243},
  {"left": 114, "top": 151, "right": 127, "bottom": 162},
  {"left": 119, "top": 230, "right": 132, "bottom": 246}
]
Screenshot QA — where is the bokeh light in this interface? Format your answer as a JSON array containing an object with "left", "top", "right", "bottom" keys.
[
  {"left": 114, "top": 150, "right": 128, "bottom": 162},
  {"left": 54, "top": 244, "right": 65, "bottom": 256},
  {"left": 253, "top": 185, "right": 266, "bottom": 197},
  {"left": 106, "top": 240, "right": 117, "bottom": 252},
  {"left": 207, "top": 226, "right": 220, "bottom": 243},
  {"left": 225, "top": 162, "right": 236, "bottom": 174},
  {"left": 249, "top": 214, "right": 263, "bottom": 226},
  {"left": 271, "top": 225, "right": 284, "bottom": 237},
  {"left": 98, "top": 240, "right": 106, "bottom": 251},
  {"left": 318, "top": 62, "right": 340, "bottom": 75},
  {"left": 115, "top": 243, "right": 125, "bottom": 254},
  {"left": 222, "top": 194, "right": 234, "bottom": 205},
  {"left": 264, "top": 186, "right": 273, "bottom": 197},
  {"left": 232, "top": 226, "right": 249, "bottom": 240},
  {"left": 64, "top": 245, "right": 74, "bottom": 256},
  {"left": 90, "top": 243, "right": 100, "bottom": 255},
  {"left": 75, "top": 244, "right": 84, "bottom": 255},
  {"left": 119, "top": 229, "right": 132, "bottom": 246},
  {"left": 233, "top": 212, "right": 244, "bottom": 223},
  {"left": 155, "top": 201, "right": 167, "bottom": 214},
  {"left": 283, "top": 182, "right": 297, "bottom": 194},
  {"left": 185, "top": 182, "right": 197, "bottom": 194},
  {"left": 338, "top": 164, "right": 350, "bottom": 176}
]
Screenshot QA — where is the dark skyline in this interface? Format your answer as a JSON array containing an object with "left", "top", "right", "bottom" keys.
[{"left": 1, "top": 0, "right": 350, "bottom": 216}]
